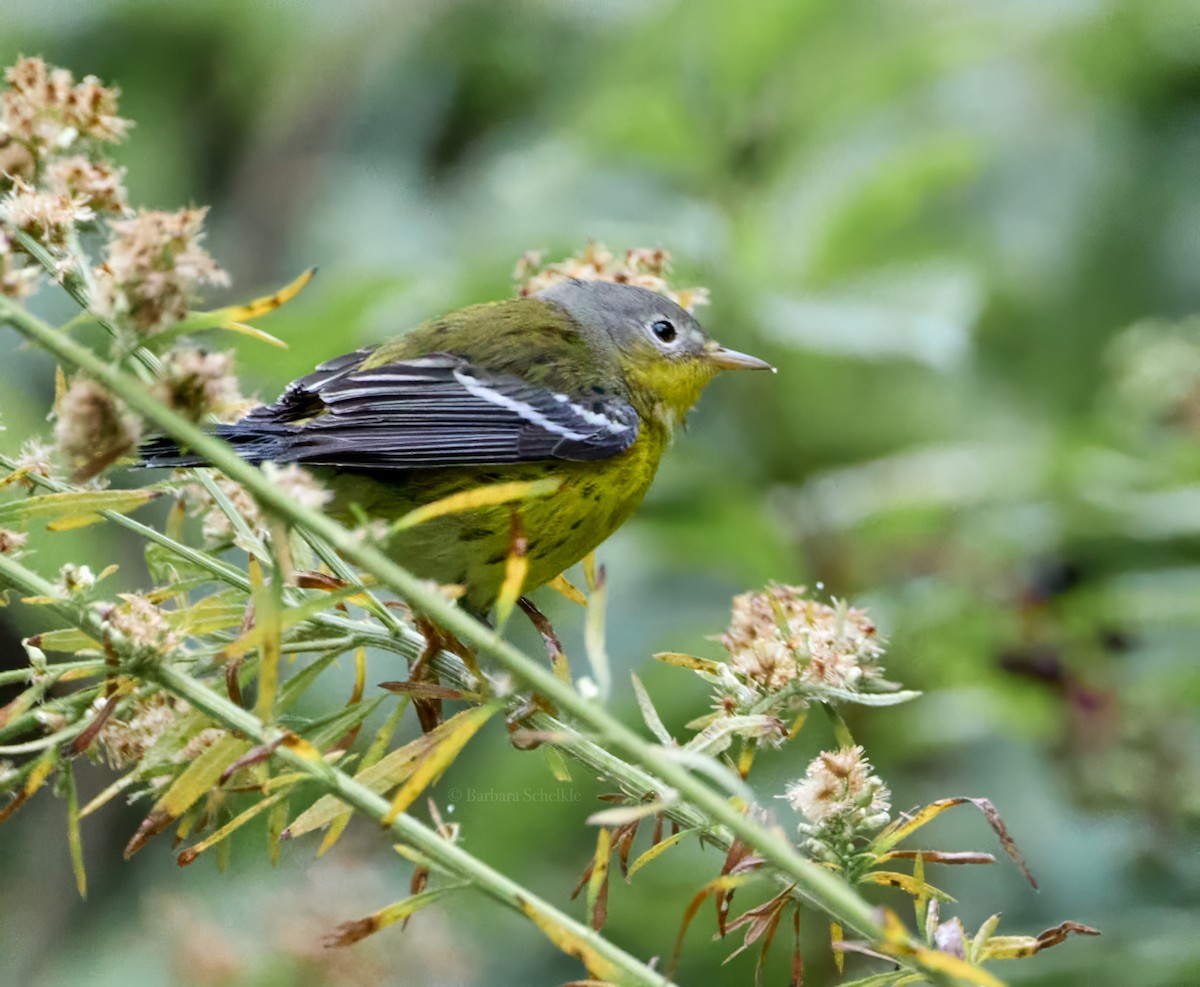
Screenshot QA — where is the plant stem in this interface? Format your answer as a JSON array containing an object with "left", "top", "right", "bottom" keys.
[
  {"left": 0, "top": 549, "right": 671, "bottom": 987},
  {"left": 0, "top": 296, "right": 890, "bottom": 945}
]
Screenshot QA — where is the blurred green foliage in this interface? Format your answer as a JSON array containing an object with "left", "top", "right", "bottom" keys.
[{"left": 2, "top": 1, "right": 1199, "bottom": 984}]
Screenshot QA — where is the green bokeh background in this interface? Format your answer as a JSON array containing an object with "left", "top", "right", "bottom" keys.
[{"left": 2, "top": 1, "right": 1199, "bottom": 984}]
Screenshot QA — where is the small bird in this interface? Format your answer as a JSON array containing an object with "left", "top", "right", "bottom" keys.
[{"left": 141, "top": 279, "right": 773, "bottom": 612}]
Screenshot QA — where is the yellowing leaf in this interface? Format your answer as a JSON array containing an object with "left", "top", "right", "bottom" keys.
[
  {"left": 287, "top": 706, "right": 481, "bottom": 839},
  {"left": 547, "top": 573, "right": 587, "bottom": 606},
  {"left": 124, "top": 733, "right": 251, "bottom": 859},
  {"left": 326, "top": 885, "right": 465, "bottom": 946},
  {"left": 24, "top": 633, "right": 97, "bottom": 658},
  {"left": 0, "top": 465, "right": 34, "bottom": 489},
  {"left": 221, "top": 581, "right": 370, "bottom": 659},
  {"left": 63, "top": 762, "right": 86, "bottom": 898},
  {"left": 586, "top": 827, "right": 611, "bottom": 930},
  {"left": 543, "top": 745, "right": 572, "bottom": 783},
  {"left": 670, "top": 873, "right": 762, "bottom": 979},
  {"left": 47, "top": 513, "right": 114, "bottom": 531},
  {"left": 627, "top": 826, "right": 695, "bottom": 880},
  {"left": 519, "top": 898, "right": 621, "bottom": 982},
  {"left": 654, "top": 651, "right": 721, "bottom": 674},
  {"left": 908, "top": 948, "right": 1006, "bottom": 987},
  {"left": 861, "top": 870, "right": 954, "bottom": 902},
  {"left": 0, "top": 489, "right": 159, "bottom": 527},
  {"left": 494, "top": 544, "right": 528, "bottom": 631},
  {"left": 177, "top": 789, "right": 290, "bottom": 866},
  {"left": 216, "top": 321, "right": 286, "bottom": 348},
  {"left": 253, "top": 569, "right": 283, "bottom": 721},
  {"left": 871, "top": 797, "right": 1036, "bottom": 889},
  {"left": 391, "top": 477, "right": 561, "bottom": 532},
  {"left": 382, "top": 704, "right": 497, "bottom": 824},
  {"left": 979, "top": 921, "right": 1100, "bottom": 961},
  {"left": 222, "top": 267, "right": 315, "bottom": 321}
]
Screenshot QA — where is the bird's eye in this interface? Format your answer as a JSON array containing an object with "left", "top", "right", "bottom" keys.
[{"left": 651, "top": 319, "right": 677, "bottom": 344}]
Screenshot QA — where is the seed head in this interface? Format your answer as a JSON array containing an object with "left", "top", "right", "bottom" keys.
[{"left": 53, "top": 375, "right": 141, "bottom": 481}]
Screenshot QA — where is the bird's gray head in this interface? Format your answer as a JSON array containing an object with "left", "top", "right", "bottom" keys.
[{"left": 537, "top": 278, "right": 772, "bottom": 374}]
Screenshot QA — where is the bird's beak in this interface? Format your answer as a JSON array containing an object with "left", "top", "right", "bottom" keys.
[{"left": 704, "top": 343, "right": 776, "bottom": 373}]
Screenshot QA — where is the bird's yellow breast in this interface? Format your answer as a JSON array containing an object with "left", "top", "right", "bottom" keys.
[{"left": 327, "top": 421, "right": 670, "bottom": 612}]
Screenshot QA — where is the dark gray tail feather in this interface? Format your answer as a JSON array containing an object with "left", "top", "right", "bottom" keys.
[{"left": 137, "top": 424, "right": 290, "bottom": 468}]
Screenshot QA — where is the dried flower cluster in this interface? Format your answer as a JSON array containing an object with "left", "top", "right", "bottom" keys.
[
  {"left": 0, "top": 228, "right": 39, "bottom": 298},
  {"left": 91, "top": 691, "right": 219, "bottom": 771},
  {"left": 0, "top": 176, "right": 95, "bottom": 249},
  {"left": 262, "top": 462, "right": 333, "bottom": 512},
  {"left": 0, "top": 56, "right": 132, "bottom": 297},
  {"left": 56, "top": 562, "right": 96, "bottom": 595},
  {"left": 0, "top": 57, "right": 241, "bottom": 484},
  {"left": 0, "top": 56, "right": 131, "bottom": 187},
  {"left": 1, "top": 55, "right": 227, "bottom": 347},
  {"left": 94, "top": 206, "right": 230, "bottom": 334},
  {"left": 786, "top": 745, "right": 892, "bottom": 873},
  {"left": 0, "top": 527, "right": 27, "bottom": 556},
  {"left": 53, "top": 374, "right": 142, "bottom": 481},
  {"left": 712, "top": 584, "right": 886, "bottom": 712},
  {"left": 12, "top": 438, "right": 56, "bottom": 485},
  {"left": 786, "top": 745, "right": 892, "bottom": 830},
  {"left": 45, "top": 155, "right": 128, "bottom": 214},
  {"left": 154, "top": 347, "right": 243, "bottom": 422},
  {"left": 99, "top": 593, "right": 180, "bottom": 661},
  {"left": 514, "top": 242, "right": 710, "bottom": 312},
  {"left": 182, "top": 465, "right": 330, "bottom": 550}
]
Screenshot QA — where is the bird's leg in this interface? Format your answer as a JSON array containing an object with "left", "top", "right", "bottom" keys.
[
  {"left": 408, "top": 614, "right": 485, "bottom": 732},
  {"left": 516, "top": 596, "right": 572, "bottom": 683},
  {"left": 504, "top": 691, "right": 557, "bottom": 750},
  {"left": 409, "top": 616, "right": 448, "bottom": 732},
  {"left": 498, "top": 596, "right": 571, "bottom": 747}
]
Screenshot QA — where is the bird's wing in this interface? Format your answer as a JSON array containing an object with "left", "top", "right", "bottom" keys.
[{"left": 240, "top": 353, "right": 639, "bottom": 469}]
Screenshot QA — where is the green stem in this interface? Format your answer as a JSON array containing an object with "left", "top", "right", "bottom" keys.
[
  {"left": 0, "top": 295, "right": 890, "bottom": 944},
  {"left": 0, "top": 549, "right": 670, "bottom": 987}
]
